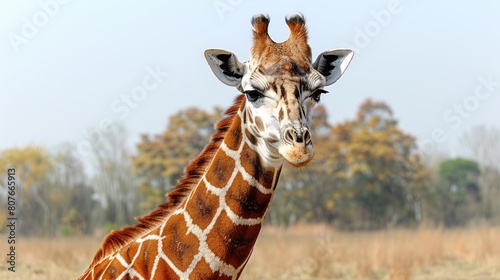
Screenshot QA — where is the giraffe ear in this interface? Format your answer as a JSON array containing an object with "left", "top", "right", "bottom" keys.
[
  {"left": 313, "top": 49, "right": 354, "bottom": 86},
  {"left": 205, "top": 49, "right": 245, "bottom": 87}
]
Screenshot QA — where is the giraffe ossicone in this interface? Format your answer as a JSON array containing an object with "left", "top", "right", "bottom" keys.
[{"left": 78, "top": 14, "right": 353, "bottom": 280}]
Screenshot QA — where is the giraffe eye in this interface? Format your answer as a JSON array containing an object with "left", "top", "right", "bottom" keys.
[
  {"left": 244, "top": 90, "right": 264, "bottom": 102},
  {"left": 311, "top": 89, "right": 329, "bottom": 102}
]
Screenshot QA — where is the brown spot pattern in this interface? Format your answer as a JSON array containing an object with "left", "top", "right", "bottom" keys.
[
  {"left": 205, "top": 150, "right": 235, "bottom": 188},
  {"left": 225, "top": 173, "right": 272, "bottom": 219},
  {"left": 240, "top": 143, "right": 275, "bottom": 188},
  {"left": 162, "top": 215, "right": 200, "bottom": 271},
  {"left": 254, "top": 116, "right": 265, "bottom": 132},
  {"left": 190, "top": 258, "right": 231, "bottom": 280},
  {"left": 206, "top": 212, "right": 262, "bottom": 268},
  {"left": 153, "top": 258, "right": 179, "bottom": 279},
  {"left": 185, "top": 181, "right": 220, "bottom": 230},
  {"left": 102, "top": 258, "right": 126, "bottom": 279},
  {"left": 224, "top": 115, "right": 242, "bottom": 150},
  {"left": 245, "top": 129, "right": 258, "bottom": 145}
]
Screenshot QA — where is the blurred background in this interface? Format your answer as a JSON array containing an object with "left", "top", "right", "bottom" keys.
[{"left": 1, "top": 0, "right": 499, "bottom": 279}]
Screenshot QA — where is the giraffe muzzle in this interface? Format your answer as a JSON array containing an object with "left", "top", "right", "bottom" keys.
[{"left": 279, "top": 126, "right": 314, "bottom": 167}]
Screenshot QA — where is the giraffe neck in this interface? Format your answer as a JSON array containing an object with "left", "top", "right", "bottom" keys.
[
  {"left": 169, "top": 98, "right": 282, "bottom": 278},
  {"left": 79, "top": 95, "right": 283, "bottom": 280}
]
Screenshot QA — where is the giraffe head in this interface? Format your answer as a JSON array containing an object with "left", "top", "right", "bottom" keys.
[{"left": 205, "top": 14, "right": 353, "bottom": 167}]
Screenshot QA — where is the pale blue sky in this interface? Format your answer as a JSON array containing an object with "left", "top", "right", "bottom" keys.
[{"left": 1, "top": 0, "right": 499, "bottom": 162}]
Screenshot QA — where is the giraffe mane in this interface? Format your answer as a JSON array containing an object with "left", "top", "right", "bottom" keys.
[{"left": 88, "top": 94, "right": 245, "bottom": 266}]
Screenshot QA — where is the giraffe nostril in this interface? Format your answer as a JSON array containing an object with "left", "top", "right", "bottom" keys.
[
  {"left": 284, "top": 128, "right": 296, "bottom": 144},
  {"left": 303, "top": 128, "right": 311, "bottom": 145}
]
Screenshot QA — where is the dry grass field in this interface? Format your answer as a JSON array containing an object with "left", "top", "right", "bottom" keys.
[{"left": 1, "top": 225, "right": 499, "bottom": 280}]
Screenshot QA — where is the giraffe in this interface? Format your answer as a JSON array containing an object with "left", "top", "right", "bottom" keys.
[{"left": 77, "top": 14, "right": 353, "bottom": 280}]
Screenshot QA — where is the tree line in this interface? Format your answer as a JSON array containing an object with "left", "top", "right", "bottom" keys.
[{"left": 1, "top": 99, "right": 499, "bottom": 236}]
